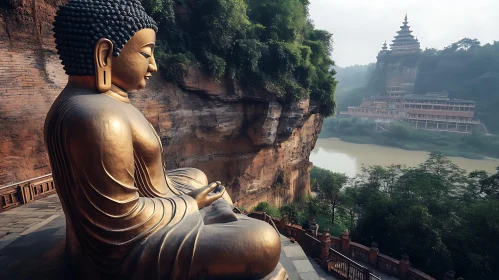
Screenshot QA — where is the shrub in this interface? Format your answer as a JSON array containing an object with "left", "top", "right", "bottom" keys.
[{"left": 253, "top": 201, "right": 281, "bottom": 218}]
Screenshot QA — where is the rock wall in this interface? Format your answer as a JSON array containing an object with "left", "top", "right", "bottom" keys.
[
  {"left": 0, "top": 1, "right": 323, "bottom": 207},
  {"left": 385, "top": 63, "right": 418, "bottom": 93},
  {"left": 0, "top": 0, "right": 65, "bottom": 185},
  {"left": 375, "top": 52, "right": 420, "bottom": 94}
]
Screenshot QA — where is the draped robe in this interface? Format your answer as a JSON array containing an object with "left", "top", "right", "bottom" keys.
[{"left": 44, "top": 88, "right": 281, "bottom": 279}]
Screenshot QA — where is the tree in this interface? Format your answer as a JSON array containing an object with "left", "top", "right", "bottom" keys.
[
  {"left": 280, "top": 203, "right": 300, "bottom": 224},
  {"left": 419, "top": 151, "right": 467, "bottom": 193},
  {"left": 316, "top": 171, "right": 348, "bottom": 225},
  {"left": 445, "top": 38, "right": 481, "bottom": 52},
  {"left": 470, "top": 167, "right": 499, "bottom": 199}
]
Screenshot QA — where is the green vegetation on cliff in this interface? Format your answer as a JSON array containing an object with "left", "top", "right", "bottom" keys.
[
  {"left": 321, "top": 118, "right": 499, "bottom": 159},
  {"left": 142, "top": 0, "right": 336, "bottom": 116}
]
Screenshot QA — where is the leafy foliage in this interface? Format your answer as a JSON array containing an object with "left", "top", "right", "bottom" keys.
[
  {"left": 252, "top": 201, "right": 281, "bottom": 218},
  {"left": 344, "top": 153, "right": 499, "bottom": 279},
  {"left": 313, "top": 167, "right": 348, "bottom": 224},
  {"left": 285, "top": 154, "right": 499, "bottom": 278},
  {"left": 141, "top": 0, "right": 337, "bottom": 116},
  {"left": 268, "top": 154, "right": 499, "bottom": 278}
]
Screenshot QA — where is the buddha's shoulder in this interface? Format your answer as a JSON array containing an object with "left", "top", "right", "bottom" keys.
[{"left": 57, "top": 94, "right": 130, "bottom": 127}]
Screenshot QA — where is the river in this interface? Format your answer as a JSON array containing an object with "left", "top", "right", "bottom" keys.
[{"left": 310, "top": 138, "right": 499, "bottom": 177}]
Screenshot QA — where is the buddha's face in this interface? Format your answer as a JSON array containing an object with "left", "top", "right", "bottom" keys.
[{"left": 111, "top": 28, "right": 157, "bottom": 91}]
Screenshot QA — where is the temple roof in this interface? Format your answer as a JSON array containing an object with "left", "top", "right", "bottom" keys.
[{"left": 390, "top": 14, "right": 420, "bottom": 50}]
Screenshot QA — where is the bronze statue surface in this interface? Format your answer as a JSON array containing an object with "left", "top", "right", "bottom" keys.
[{"left": 44, "top": 0, "right": 285, "bottom": 279}]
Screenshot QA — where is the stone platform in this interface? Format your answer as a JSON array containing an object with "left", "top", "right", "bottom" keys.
[{"left": 0, "top": 195, "right": 327, "bottom": 280}]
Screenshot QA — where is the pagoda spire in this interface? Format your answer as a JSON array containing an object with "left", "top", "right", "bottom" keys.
[
  {"left": 389, "top": 13, "right": 420, "bottom": 53},
  {"left": 377, "top": 40, "right": 389, "bottom": 58}
]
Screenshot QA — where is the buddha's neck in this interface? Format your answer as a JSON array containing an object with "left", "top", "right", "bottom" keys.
[
  {"left": 108, "top": 84, "right": 130, "bottom": 103},
  {"left": 67, "top": 76, "right": 130, "bottom": 103}
]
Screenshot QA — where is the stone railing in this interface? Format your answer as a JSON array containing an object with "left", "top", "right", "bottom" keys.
[
  {"left": 248, "top": 212, "right": 439, "bottom": 280},
  {"left": 0, "top": 174, "right": 55, "bottom": 213}
]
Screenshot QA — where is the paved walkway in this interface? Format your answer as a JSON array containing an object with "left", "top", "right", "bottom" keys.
[
  {"left": 0, "top": 195, "right": 328, "bottom": 279},
  {"left": 278, "top": 235, "right": 334, "bottom": 280},
  {"left": 0, "top": 195, "right": 66, "bottom": 279}
]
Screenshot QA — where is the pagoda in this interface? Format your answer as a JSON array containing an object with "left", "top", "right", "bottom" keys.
[
  {"left": 373, "top": 13, "right": 421, "bottom": 95},
  {"left": 389, "top": 13, "right": 420, "bottom": 54},
  {"left": 377, "top": 40, "right": 389, "bottom": 59}
]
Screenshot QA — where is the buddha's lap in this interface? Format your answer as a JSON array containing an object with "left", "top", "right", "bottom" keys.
[
  {"left": 193, "top": 215, "right": 281, "bottom": 269},
  {"left": 197, "top": 215, "right": 280, "bottom": 250}
]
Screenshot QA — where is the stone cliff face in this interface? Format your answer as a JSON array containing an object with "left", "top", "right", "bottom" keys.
[
  {"left": 373, "top": 55, "right": 419, "bottom": 94},
  {"left": 0, "top": 1, "right": 323, "bottom": 207},
  {"left": 0, "top": 0, "right": 66, "bottom": 186}
]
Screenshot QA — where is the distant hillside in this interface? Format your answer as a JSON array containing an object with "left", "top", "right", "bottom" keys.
[
  {"left": 334, "top": 64, "right": 375, "bottom": 111},
  {"left": 334, "top": 64, "right": 374, "bottom": 91},
  {"left": 415, "top": 39, "right": 499, "bottom": 133}
]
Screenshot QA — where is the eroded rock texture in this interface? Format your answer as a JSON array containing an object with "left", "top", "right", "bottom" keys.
[{"left": 0, "top": 1, "right": 323, "bottom": 207}]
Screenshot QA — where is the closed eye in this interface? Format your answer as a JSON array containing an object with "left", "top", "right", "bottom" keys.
[{"left": 140, "top": 52, "right": 151, "bottom": 58}]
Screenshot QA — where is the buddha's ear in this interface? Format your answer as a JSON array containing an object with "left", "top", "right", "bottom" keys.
[{"left": 94, "top": 38, "right": 113, "bottom": 93}]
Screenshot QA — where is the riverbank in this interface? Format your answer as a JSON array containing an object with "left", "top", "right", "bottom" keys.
[
  {"left": 320, "top": 118, "right": 499, "bottom": 160},
  {"left": 310, "top": 138, "right": 499, "bottom": 176}
]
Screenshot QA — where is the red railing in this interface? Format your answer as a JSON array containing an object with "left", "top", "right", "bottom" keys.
[
  {"left": 262, "top": 212, "right": 280, "bottom": 235},
  {"left": 303, "top": 233, "right": 321, "bottom": 259},
  {"left": 0, "top": 174, "right": 55, "bottom": 213},
  {"left": 246, "top": 211, "right": 280, "bottom": 235},
  {"left": 328, "top": 248, "right": 380, "bottom": 280},
  {"left": 246, "top": 213, "right": 438, "bottom": 280},
  {"left": 407, "top": 267, "right": 435, "bottom": 280},
  {"left": 377, "top": 253, "right": 400, "bottom": 277},
  {"left": 350, "top": 243, "right": 370, "bottom": 263}
]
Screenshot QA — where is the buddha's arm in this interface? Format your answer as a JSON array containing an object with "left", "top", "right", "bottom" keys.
[{"left": 64, "top": 108, "right": 198, "bottom": 217}]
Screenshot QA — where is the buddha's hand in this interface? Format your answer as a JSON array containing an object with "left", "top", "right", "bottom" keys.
[{"left": 187, "top": 182, "right": 225, "bottom": 209}]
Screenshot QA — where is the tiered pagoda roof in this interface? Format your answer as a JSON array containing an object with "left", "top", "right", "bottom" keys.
[
  {"left": 389, "top": 14, "right": 420, "bottom": 53},
  {"left": 377, "top": 40, "right": 389, "bottom": 58}
]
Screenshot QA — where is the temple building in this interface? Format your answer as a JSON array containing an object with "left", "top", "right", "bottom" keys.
[
  {"left": 389, "top": 13, "right": 421, "bottom": 55},
  {"left": 340, "top": 92, "right": 483, "bottom": 133},
  {"left": 340, "top": 15, "right": 486, "bottom": 134}
]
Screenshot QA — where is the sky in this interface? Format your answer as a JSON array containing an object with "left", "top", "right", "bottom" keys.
[{"left": 309, "top": 0, "right": 499, "bottom": 67}]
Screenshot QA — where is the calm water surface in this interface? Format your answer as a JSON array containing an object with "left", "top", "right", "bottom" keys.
[{"left": 310, "top": 138, "right": 499, "bottom": 177}]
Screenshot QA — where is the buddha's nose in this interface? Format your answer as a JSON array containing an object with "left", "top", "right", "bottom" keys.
[{"left": 148, "top": 56, "right": 158, "bottom": 73}]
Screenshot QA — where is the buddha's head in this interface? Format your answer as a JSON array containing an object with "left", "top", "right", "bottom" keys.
[{"left": 53, "top": 0, "right": 158, "bottom": 92}]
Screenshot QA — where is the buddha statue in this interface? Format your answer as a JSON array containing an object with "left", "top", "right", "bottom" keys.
[{"left": 44, "top": 0, "right": 287, "bottom": 279}]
